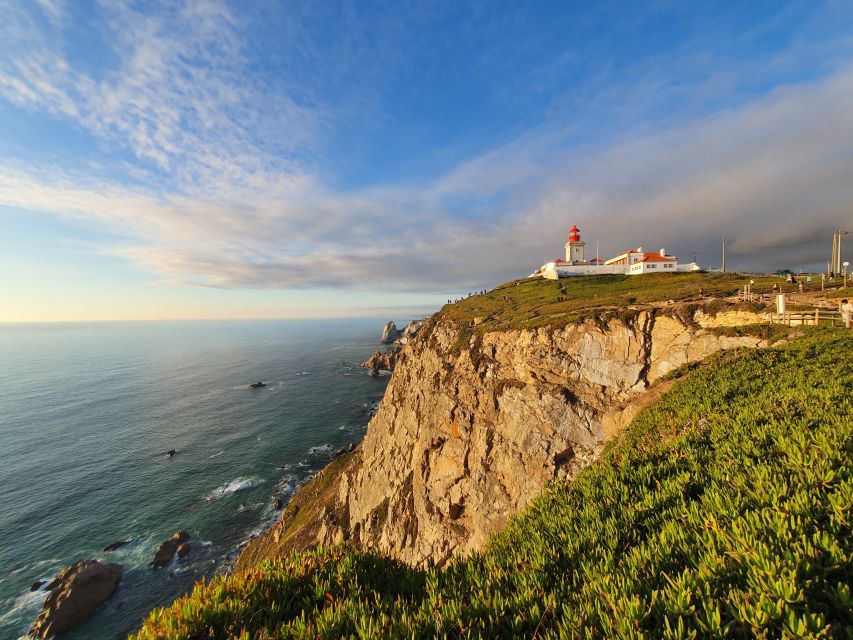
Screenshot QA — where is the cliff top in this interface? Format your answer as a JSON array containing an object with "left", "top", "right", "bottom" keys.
[{"left": 436, "top": 272, "right": 766, "bottom": 333}]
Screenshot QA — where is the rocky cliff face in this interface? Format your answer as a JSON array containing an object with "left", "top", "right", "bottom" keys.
[{"left": 240, "top": 306, "right": 767, "bottom": 569}]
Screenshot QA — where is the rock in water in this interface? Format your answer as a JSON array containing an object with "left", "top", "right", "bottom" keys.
[
  {"left": 150, "top": 531, "right": 190, "bottom": 568},
  {"left": 400, "top": 319, "right": 425, "bottom": 342},
  {"left": 380, "top": 321, "right": 402, "bottom": 344},
  {"left": 176, "top": 543, "right": 192, "bottom": 559},
  {"left": 103, "top": 539, "right": 133, "bottom": 552},
  {"left": 361, "top": 350, "right": 398, "bottom": 376},
  {"left": 30, "top": 560, "right": 122, "bottom": 639}
]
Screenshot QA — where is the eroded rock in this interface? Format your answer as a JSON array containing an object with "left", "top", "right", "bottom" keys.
[
  {"left": 362, "top": 350, "right": 398, "bottom": 376},
  {"left": 380, "top": 321, "right": 402, "bottom": 344},
  {"left": 151, "top": 531, "right": 190, "bottom": 569},
  {"left": 30, "top": 560, "right": 122, "bottom": 639}
]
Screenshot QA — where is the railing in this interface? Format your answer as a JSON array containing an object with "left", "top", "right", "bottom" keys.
[
  {"left": 768, "top": 309, "right": 844, "bottom": 327},
  {"left": 737, "top": 282, "right": 845, "bottom": 301}
]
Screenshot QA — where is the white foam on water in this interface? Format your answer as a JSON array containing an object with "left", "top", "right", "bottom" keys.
[
  {"left": 0, "top": 587, "right": 47, "bottom": 637},
  {"left": 307, "top": 444, "right": 332, "bottom": 455},
  {"left": 208, "top": 451, "right": 224, "bottom": 459},
  {"left": 206, "top": 477, "right": 261, "bottom": 501}
]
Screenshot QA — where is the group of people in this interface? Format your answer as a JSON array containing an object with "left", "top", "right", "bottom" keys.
[{"left": 447, "top": 290, "right": 488, "bottom": 304}]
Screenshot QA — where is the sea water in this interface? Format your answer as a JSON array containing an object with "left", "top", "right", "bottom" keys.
[{"left": 0, "top": 319, "right": 400, "bottom": 639}]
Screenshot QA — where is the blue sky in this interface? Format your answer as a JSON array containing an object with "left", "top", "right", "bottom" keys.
[{"left": 1, "top": 1, "right": 852, "bottom": 321}]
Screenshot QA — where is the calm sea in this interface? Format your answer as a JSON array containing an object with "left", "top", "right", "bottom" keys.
[{"left": 0, "top": 319, "right": 399, "bottom": 639}]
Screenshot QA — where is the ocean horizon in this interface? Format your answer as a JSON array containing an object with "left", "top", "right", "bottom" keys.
[{"left": 0, "top": 318, "right": 406, "bottom": 639}]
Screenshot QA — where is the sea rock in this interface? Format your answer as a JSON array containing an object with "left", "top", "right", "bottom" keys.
[
  {"left": 176, "top": 543, "right": 191, "bottom": 559},
  {"left": 362, "top": 350, "right": 398, "bottom": 376},
  {"left": 30, "top": 580, "right": 47, "bottom": 592},
  {"left": 274, "top": 498, "right": 284, "bottom": 510},
  {"left": 335, "top": 443, "right": 357, "bottom": 458},
  {"left": 394, "top": 319, "right": 428, "bottom": 345},
  {"left": 151, "top": 531, "right": 190, "bottom": 569},
  {"left": 30, "top": 560, "right": 122, "bottom": 639},
  {"left": 380, "top": 321, "right": 402, "bottom": 344},
  {"left": 103, "top": 539, "right": 132, "bottom": 552},
  {"left": 400, "top": 319, "right": 425, "bottom": 339}
]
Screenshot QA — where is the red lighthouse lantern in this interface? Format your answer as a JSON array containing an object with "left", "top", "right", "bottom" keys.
[{"left": 569, "top": 225, "right": 581, "bottom": 242}]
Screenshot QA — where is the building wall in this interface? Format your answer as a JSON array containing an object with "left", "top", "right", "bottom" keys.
[
  {"left": 541, "top": 261, "right": 701, "bottom": 279},
  {"left": 542, "top": 263, "right": 626, "bottom": 279},
  {"left": 565, "top": 242, "right": 586, "bottom": 263}
]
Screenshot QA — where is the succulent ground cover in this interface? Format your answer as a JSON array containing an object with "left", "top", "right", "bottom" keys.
[{"left": 133, "top": 328, "right": 852, "bottom": 639}]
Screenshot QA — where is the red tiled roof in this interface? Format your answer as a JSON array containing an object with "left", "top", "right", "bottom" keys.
[{"left": 637, "top": 252, "right": 676, "bottom": 263}]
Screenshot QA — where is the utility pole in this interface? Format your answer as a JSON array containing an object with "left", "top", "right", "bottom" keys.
[
  {"left": 831, "top": 231, "right": 837, "bottom": 276},
  {"left": 721, "top": 237, "right": 726, "bottom": 274}
]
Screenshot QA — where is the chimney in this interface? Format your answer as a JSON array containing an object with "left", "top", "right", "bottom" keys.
[{"left": 660, "top": 248, "right": 666, "bottom": 257}]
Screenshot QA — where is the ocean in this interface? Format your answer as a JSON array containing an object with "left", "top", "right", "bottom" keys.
[{"left": 0, "top": 318, "right": 399, "bottom": 639}]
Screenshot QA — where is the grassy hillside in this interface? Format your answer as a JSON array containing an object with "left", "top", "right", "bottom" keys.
[
  {"left": 434, "top": 273, "right": 769, "bottom": 333},
  {"left": 133, "top": 329, "right": 852, "bottom": 639}
]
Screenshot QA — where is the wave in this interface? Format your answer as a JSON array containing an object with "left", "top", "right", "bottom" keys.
[
  {"left": 208, "top": 451, "right": 224, "bottom": 459},
  {"left": 0, "top": 587, "right": 47, "bottom": 632},
  {"left": 307, "top": 444, "right": 331, "bottom": 456},
  {"left": 206, "top": 477, "right": 261, "bottom": 501}
]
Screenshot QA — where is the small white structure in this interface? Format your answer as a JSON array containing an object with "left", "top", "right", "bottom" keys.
[{"left": 534, "top": 226, "right": 701, "bottom": 279}]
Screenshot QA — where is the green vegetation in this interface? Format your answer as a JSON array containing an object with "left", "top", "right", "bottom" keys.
[
  {"left": 134, "top": 329, "right": 852, "bottom": 639},
  {"left": 705, "top": 323, "right": 793, "bottom": 343},
  {"left": 432, "top": 273, "right": 768, "bottom": 337},
  {"left": 826, "top": 287, "right": 853, "bottom": 300}
]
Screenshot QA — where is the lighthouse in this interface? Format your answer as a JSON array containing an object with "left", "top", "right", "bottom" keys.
[{"left": 565, "top": 225, "right": 586, "bottom": 263}]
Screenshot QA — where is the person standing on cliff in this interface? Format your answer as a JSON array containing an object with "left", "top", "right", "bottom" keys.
[{"left": 841, "top": 299, "right": 853, "bottom": 329}]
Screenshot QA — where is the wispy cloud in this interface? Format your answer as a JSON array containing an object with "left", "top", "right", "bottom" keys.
[{"left": 0, "top": 1, "right": 851, "bottom": 293}]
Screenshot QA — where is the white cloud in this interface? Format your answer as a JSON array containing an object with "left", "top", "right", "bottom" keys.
[{"left": 0, "top": 2, "right": 851, "bottom": 291}]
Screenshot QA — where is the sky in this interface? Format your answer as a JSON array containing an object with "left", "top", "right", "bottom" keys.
[{"left": 1, "top": 1, "right": 852, "bottom": 322}]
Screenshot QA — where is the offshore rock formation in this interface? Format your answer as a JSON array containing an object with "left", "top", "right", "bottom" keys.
[
  {"left": 380, "top": 321, "right": 403, "bottom": 344},
  {"left": 380, "top": 319, "right": 427, "bottom": 345},
  {"left": 151, "top": 531, "right": 190, "bottom": 568},
  {"left": 240, "top": 307, "right": 768, "bottom": 569},
  {"left": 362, "top": 350, "right": 398, "bottom": 376},
  {"left": 30, "top": 560, "right": 122, "bottom": 639},
  {"left": 397, "top": 319, "right": 426, "bottom": 345}
]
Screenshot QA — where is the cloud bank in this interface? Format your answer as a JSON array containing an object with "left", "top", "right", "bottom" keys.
[{"left": 0, "top": 1, "right": 851, "bottom": 292}]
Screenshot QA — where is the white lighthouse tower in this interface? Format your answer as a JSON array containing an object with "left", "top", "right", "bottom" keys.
[{"left": 565, "top": 225, "right": 586, "bottom": 263}]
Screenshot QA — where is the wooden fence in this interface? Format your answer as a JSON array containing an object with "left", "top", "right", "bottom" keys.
[{"left": 768, "top": 309, "right": 844, "bottom": 327}]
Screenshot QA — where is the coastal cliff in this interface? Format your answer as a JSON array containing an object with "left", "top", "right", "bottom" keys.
[
  {"left": 238, "top": 281, "right": 772, "bottom": 569},
  {"left": 135, "top": 277, "right": 852, "bottom": 639}
]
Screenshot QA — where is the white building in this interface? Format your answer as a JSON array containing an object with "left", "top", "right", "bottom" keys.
[{"left": 533, "top": 225, "right": 701, "bottom": 279}]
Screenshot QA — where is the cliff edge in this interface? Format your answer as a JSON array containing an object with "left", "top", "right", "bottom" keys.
[{"left": 238, "top": 275, "right": 774, "bottom": 569}]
